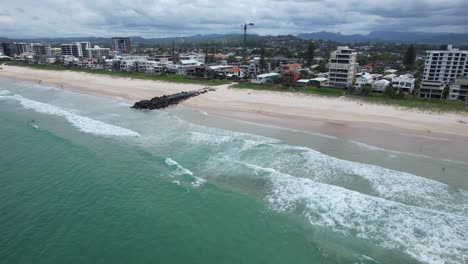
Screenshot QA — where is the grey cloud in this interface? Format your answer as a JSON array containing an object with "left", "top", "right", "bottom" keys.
[{"left": 0, "top": 0, "right": 466, "bottom": 38}]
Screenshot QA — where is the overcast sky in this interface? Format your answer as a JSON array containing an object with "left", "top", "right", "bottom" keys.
[{"left": 1, "top": 0, "right": 467, "bottom": 38}]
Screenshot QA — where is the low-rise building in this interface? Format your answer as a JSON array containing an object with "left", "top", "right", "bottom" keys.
[
  {"left": 448, "top": 76, "right": 468, "bottom": 101},
  {"left": 252, "top": 73, "right": 280, "bottom": 84},
  {"left": 354, "top": 73, "right": 373, "bottom": 90},
  {"left": 372, "top": 79, "right": 390, "bottom": 93},
  {"left": 419, "top": 80, "right": 445, "bottom": 99},
  {"left": 392, "top": 75, "right": 416, "bottom": 93},
  {"left": 371, "top": 74, "right": 383, "bottom": 81}
]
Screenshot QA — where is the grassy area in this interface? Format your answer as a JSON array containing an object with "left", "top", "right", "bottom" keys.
[
  {"left": 350, "top": 93, "right": 468, "bottom": 113},
  {"left": 6, "top": 62, "right": 231, "bottom": 86},
  {"left": 232, "top": 82, "right": 468, "bottom": 113},
  {"left": 232, "top": 82, "right": 344, "bottom": 97}
]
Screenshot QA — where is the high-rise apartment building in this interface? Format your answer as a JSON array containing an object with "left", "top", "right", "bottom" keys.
[
  {"left": 328, "top": 46, "right": 357, "bottom": 88},
  {"left": 31, "top": 43, "right": 52, "bottom": 56},
  {"left": 420, "top": 45, "right": 468, "bottom": 99},
  {"left": 112, "top": 37, "right": 131, "bottom": 54}
]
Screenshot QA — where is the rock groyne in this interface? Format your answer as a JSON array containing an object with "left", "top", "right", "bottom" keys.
[{"left": 131, "top": 88, "right": 214, "bottom": 110}]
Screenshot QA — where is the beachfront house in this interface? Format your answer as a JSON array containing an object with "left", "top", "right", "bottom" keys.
[
  {"left": 448, "top": 76, "right": 468, "bottom": 101},
  {"left": 419, "top": 80, "right": 445, "bottom": 99},
  {"left": 252, "top": 73, "right": 280, "bottom": 84},
  {"left": 354, "top": 73, "right": 373, "bottom": 90},
  {"left": 372, "top": 79, "right": 390, "bottom": 93},
  {"left": 392, "top": 74, "right": 416, "bottom": 93}
]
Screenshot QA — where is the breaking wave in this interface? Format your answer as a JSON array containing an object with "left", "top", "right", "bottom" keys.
[
  {"left": 245, "top": 163, "right": 468, "bottom": 264},
  {"left": 0, "top": 94, "right": 140, "bottom": 137},
  {"left": 165, "top": 158, "right": 206, "bottom": 188}
]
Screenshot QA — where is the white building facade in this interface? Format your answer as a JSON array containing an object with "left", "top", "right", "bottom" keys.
[
  {"left": 354, "top": 73, "right": 373, "bottom": 90},
  {"left": 392, "top": 75, "right": 416, "bottom": 93},
  {"left": 448, "top": 76, "right": 468, "bottom": 101},
  {"left": 328, "top": 46, "right": 357, "bottom": 88},
  {"left": 423, "top": 45, "right": 468, "bottom": 84}
]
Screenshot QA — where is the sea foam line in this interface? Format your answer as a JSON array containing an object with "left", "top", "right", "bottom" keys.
[
  {"left": 245, "top": 163, "right": 468, "bottom": 264},
  {"left": 235, "top": 140, "right": 467, "bottom": 216},
  {"left": 0, "top": 89, "right": 12, "bottom": 95},
  {"left": 0, "top": 94, "right": 140, "bottom": 137},
  {"left": 165, "top": 158, "right": 206, "bottom": 188}
]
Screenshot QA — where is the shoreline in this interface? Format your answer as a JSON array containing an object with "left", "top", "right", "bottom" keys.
[{"left": 1, "top": 65, "right": 468, "bottom": 162}]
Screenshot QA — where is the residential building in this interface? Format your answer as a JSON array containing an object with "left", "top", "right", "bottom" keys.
[
  {"left": 180, "top": 53, "right": 205, "bottom": 64},
  {"left": 384, "top": 69, "right": 398, "bottom": 75},
  {"left": 112, "top": 37, "right": 132, "bottom": 54},
  {"left": 1, "top": 43, "right": 17, "bottom": 56},
  {"left": 311, "top": 77, "right": 328, "bottom": 87},
  {"left": 31, "top": 43, "right": 51, "bottom": 56},
  {"left": 371, "top": 74, "right": 383, "bottom": 81},
  {"left": 1, "top": 42, "right": 31, "bottom": 56},
  {"left": 392, "top": 75, "right": 416, "bottom": 93},
  {"left": 361, "top": 64, "right": 373, "bottom": 73},
  {"left": 423, "top": 45, "right": 468, "bottom": 84},
  {"left": 72, "top": 42, "right": 91, "bottom": 57},
  {"left": 50, "top": 48, "right": 61, "bottom": 57},
  {"left": 419, "top": 80, "right": 445, "bottom": 99},
  {"left": 448, "top": 76, "right": 468, "bottom": 101},
  {"left": 86, "top": 45, "right": 110, "bottom": 59},
  {"left": 354, "top": 72, "right": 373, "bottom": 90},
  {"left": 252, "top": 73, "right": 280, "bottom": 84},
  {"left": 328, "top": 46, "right": 357, "bottom": 88},
  {"left": 61, "top": 43, "right": 82, "bottom": 57},
  {"left": 372, "top": 79, "right": 390, "bottom": 93}
]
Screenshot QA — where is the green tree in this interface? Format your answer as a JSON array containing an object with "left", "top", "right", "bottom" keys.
[
  {"left": 305, "top": 42, "right": 315, "bottom": 66},
  {"left": 404, "top": 45, "right": 416, "bottom": 67},
  {"left": 443, "top": 84, "right": 450, "bottom": 99},
  {"left": 383, "top": 84, "right": 396, "bottom": 98},
  {"left": 360, "top": 84, "right": 372, "bottom": 96}
]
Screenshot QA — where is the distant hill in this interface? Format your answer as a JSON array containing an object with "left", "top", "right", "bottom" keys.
[
  {"left": 297, "top": 31, "right": 468, "bottom": 45},
  {"left": 3, "top": 31, "right": 468, "bottom": 47}
]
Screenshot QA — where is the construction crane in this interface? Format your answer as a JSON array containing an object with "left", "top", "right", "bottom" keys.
[{"left": 242, "top": 23, "right": 255, "bottom": 62}]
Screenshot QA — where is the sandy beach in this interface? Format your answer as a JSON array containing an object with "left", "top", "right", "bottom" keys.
[{"left": 1, "top": 65, "right": 467, "bottom": 162}]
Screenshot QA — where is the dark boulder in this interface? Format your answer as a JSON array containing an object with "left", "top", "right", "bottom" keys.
[{"left": 131, "top": 88, "right": 214, "bottom": 110}]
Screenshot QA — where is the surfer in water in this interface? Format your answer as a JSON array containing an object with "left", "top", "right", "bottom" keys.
[{"left": 28, "top": 120, "right": 39, "bottom": 129}]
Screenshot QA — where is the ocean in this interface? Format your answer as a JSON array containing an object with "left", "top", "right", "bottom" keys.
[{"left": 0, "top": 78, "right": 467, "bottom": 264}]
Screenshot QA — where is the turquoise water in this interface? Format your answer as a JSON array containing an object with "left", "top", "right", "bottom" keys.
[{"left": 0, "top": 78, "right": 467, "bottom": 264}]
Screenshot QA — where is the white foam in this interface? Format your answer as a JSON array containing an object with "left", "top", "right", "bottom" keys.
[
  {"left": 350, "top": 140, "right": 387, "bottom": 152},
  {"left": 246, "top": 163, "right": 468, "bottom": 264},
  {"left": 165, "top": 158, "right": 206, "bottom": 188},
  {"left": 171, "top": 180, "right": 181, "bottom": 185},
  {"left": 189, "top": 131, "right": 280, "bottom": 148},
  {"left": 191, "top": 176, "right": 207, "bottom": 188},
  {"left": 0, "top": 89, "right": 11, "bottom": 95},
  {"left": 239, "top": 141, "right": 467, "bottom": 216},
  {"left": 165, "top": 158, "right": 193, "bottom": 176},
  {"left": 300, "top": 149, "right": 468, "bottom": 216},
  {"left": 189, "top": 131, "right": 234, "bottom": 145},
  {"left": 1, "top": 94, "right": 140, "bottom": 137}
]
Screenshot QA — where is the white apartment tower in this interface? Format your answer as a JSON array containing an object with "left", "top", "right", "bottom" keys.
[
  {"left": 420, "top": 45, "right": 468, "bottom": 99},
  {"left": 423, "top": 45, "right": 468, "bottom": 83},
  {"left": 328, "top": 46, "right": 357, "bottom": 88},
  {"left": 60, "top": 42, "right": 91, "bottom": 57}
]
